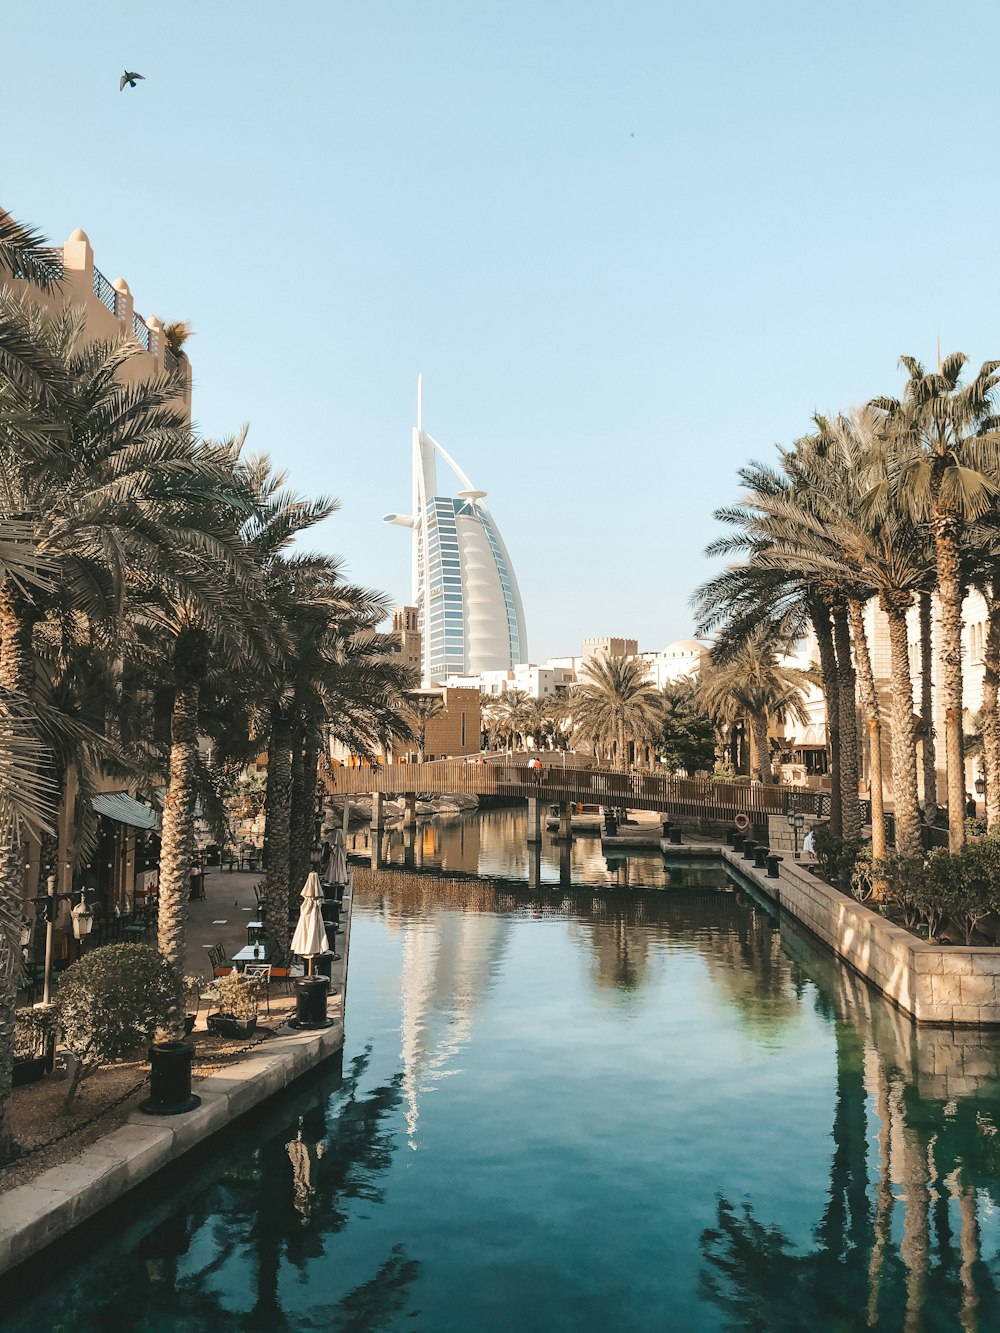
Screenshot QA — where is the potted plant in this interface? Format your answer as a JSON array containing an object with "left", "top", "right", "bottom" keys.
[
  {"left": 13, "top": 1004, "right": 56, "bottom": 1086},
  {"left": 205, "top": 971, "right": 265, "bottom": 1038}
]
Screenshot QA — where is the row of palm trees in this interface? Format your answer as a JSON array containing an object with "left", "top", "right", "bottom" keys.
[
  {"left": 479, "top": 656, "right": 718, "bottom": 775},
  {"left": 693, "top": 353, "right": 1000, "bottom": 862},
  {"left": 0, "top": 212, "right": 415, "bottom": 1157}
]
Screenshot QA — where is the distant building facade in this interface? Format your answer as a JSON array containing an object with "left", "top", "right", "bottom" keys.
[{"left": 391, "top": 605, "right": 422, "bottom": 676}]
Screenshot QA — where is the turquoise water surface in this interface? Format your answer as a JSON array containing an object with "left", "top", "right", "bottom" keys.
[{"left": 6, "top": 816, "right": 1000, "bottom": 1331}]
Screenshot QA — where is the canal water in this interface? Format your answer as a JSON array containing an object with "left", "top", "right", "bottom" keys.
[{"left": 7, "top": 810, "right": 1000, "bottom": 1331}]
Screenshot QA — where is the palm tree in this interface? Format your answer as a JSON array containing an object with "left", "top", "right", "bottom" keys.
[
  {"left": 697, "top": 628, "right": 811, "bottom": 783},
  {"left": 0, "top": 207, "right": 62, "bottom": 290},
  {"left": 402, "top": 692, "right": 445, "bottom": 762},
  {"left": 695, "top": 503, "right": 846, "bottom": 831},
  {"left": 0, "top": 292, "right": 207, "bottom": 1148},
  {"left": 570, "top": 653, "right": 662, "bottom": 770},
  {"left": 779, "top": 412, "right": 934, "bottom": 857},
  {"left": 872, "top": 354, "right": 1000, "bottom": 849}
]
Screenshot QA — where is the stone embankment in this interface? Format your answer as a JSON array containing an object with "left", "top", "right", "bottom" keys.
[{"left": 668, "top": 843, "right": 1000, "bottom": 1025}]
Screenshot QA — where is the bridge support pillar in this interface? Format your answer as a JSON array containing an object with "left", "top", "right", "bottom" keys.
[
  {"left": 403, "top": 825, "right": 416, "bottom": 870},
  {"left": 559, "top": 838, "right": 572, "bottom": 887},
  {"left": 371, "top": 791, "right": 385, "bottom": 834},
  {"left": 554, "top": 803, "right": 573, "bottom": 842},
  {"left": 527, "top": 843, "right": 542, "bottom": 891},
  {"left": 526, "top": 798, "right": 542, "bottom": 844},
  {"left": 403, "top": 795, "right": 416, "bottom": 829}
]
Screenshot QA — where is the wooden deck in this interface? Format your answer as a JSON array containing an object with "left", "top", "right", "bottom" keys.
[{"left": 321, "top": 757, "right": 821, "bottom": 819}]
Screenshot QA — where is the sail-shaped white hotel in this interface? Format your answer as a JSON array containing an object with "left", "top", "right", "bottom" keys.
[{"left": 384, "top": 380, "right": 527, "bottom": 687}]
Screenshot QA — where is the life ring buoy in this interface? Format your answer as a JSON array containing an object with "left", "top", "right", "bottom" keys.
[{"left": 734, "top": 812, "right": 751, "bottom": 832}]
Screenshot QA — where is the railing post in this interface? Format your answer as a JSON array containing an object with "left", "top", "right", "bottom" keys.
[
  {"left": 61, "top": 227, "right": 93, "bottom": 307},
  {"left": 146, "top": 314, "right": 166, "bottom": 371},
  {"left": 111, "top": 277, "right": 133, "bottom": 334}
]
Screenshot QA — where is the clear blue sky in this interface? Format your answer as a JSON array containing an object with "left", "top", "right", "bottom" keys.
[{"left": 4, "top": 1, "right": 999, "bottom": 659}]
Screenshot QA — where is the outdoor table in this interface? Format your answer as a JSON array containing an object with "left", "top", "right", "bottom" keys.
[
  {"left": 246, "top": 921, "right": 265, "bottom": 945},
  {"left": 232, "top": 943, "right": 270, "bottom": 971}
]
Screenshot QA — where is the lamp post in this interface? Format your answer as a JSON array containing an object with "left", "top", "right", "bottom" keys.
[{"left": 31, "top": 876, "right": 95, "bottom": 1004}]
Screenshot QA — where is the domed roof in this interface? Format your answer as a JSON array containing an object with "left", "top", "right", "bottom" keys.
[{"left": 664, "top": 638, "right": 707, "bottom": 657}]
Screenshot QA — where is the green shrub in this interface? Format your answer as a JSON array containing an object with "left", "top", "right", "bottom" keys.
[
  {"left": 14, "top": 1004, "right": 56, "bottom": 1060},
  {"left": 206, "top": 971, "right": 265, "bottom": 1023},
  {"left": 55, "top": 944, "right": 182, "bottom": 1111},
  {"left": 812, "top": 825, "right": 861, "bottom": 892}
]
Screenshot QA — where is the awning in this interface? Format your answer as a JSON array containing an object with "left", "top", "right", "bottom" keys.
[{"left": 92, "top": 792, "right": 161, "bottom": 831}]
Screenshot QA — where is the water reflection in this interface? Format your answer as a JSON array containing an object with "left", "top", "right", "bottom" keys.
[
  {"left": 349, "top": 806, "right": 684, "bottom": 887},
  {"left": 8, "top": 852, "right": 1000, "bottom": 1331}
]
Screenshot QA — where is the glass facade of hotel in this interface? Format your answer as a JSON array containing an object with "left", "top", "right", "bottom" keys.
[{"left": 385, "top": 393, "right": 527, "bottom": 686}]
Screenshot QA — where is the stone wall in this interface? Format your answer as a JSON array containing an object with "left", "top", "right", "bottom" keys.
[{"left": 724, "top": 849, "right": 1000, "bottom": 1026}]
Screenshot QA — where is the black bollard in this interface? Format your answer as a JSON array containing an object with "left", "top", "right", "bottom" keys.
[
  {"left": 733, "top": 833, "right": 745, "bottom": 853},
  {"left": 140, "top": 1040, "right": 200, "bottom": 1116},
  {"left": 726, "top": 828, "right": 738, "bottom": 848},
  {"left": 661, "top": 819, "right": 672, "bottom": 839},
  {"left": 754, "top": 846, "right": 768, "bottom": 869},
  {"left": 669, "top": 827, "right": 682, "bottom": 845},
  {"left": 291, "top": 976, "right": 332, "bottom": 1029},
  {"left": 766, "top": 853, "right": 783, "bottom": 879},
  {"left": 742, "top": 839, "right": 756, "bottom": 861}
]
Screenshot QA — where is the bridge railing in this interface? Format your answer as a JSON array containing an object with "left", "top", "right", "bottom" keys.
[{"left": 320, "top": 759, "right": 821, "bottom": 817}]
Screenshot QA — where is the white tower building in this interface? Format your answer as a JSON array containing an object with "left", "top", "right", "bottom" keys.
[{"left": 384, "top": 379, "right": 527, "bottom": 686}]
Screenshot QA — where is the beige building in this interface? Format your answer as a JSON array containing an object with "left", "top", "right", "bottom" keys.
[
  {"left": 391, "top": 605, "right": 422, "bottom": 676},
  {"left": 7, "top": 219, "right": 192, "bottom": 418},
  {"left": 405, "top": 687, "right": 482, "bottom": 761},
  {"left": 582, "top": 636, "right": 638, "bottom": 661}
]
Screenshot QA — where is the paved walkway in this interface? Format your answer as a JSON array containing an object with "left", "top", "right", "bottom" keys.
[{"left": 185, "top": 867, "right": 264, "bottom": 983}]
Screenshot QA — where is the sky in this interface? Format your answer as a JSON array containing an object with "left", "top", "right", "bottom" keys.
[{"left": 3, "top": 0, "right": 1000, "bottom": 660}]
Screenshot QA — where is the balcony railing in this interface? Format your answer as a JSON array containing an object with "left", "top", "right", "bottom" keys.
[
  {"left": 131, "top": 311, "right": 150, "bottom": 352},
  {"left": 13, "top": 248, "right": 64, "bottom": 286},
  {"left": 92, "top": 266, "right": 118, "bottom": 315}
]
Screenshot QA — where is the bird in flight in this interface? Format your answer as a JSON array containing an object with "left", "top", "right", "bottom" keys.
[{"left": 120, "top": 70, "right": 144, "bottom": 91}]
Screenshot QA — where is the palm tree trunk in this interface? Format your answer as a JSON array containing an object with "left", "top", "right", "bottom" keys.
[
  {"left": 933, "top": 518, "right": 966, "bottom": 850},
  {"left": 833, "top": 602, "right": 861, "bottom": 842},
  {"left": 810, "top": 601, "right": 842, "bottom": 836},
  {"left": 750, "top": 712, "right": 771, "bottom": 783},
  {"left": 918, "top": 592, "right": 937, "bottom": 808},
  {"left": 0, "top": 578, "right": 34, "bottom": 1159},
  {"left": 157, "top": 682, "right": 198, "bottom": 988},
  {"left": 289, "top": 731, "right": 318, "bottom": 899},
  {"left": 881, "top": 593, "right": 922, "bottom": 857},
  {"left": 263, "top": 711, "right": 293, "bottom": 967},
  {"left": 984, "top": 569, "right": 1000, "bottom": 831},
  {"left": 848, "top": 599, "right": 886, "bottom": 861}
]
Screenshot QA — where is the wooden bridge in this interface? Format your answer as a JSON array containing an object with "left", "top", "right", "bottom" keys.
[{"left": 321, "top": 756, "right": 823, "bottom": 821}]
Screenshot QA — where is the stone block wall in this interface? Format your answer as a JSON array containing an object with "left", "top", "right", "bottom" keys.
[{"left": 726, "top": 850, "right": 1000, "bottom": 1025}]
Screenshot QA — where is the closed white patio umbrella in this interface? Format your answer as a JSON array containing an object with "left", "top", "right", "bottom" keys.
[
  {"left": 291, "top": 872, "right": 327, "bottom": 975},
  {"left": 328, "top": 828, "right": 349, "bottom": 887}
]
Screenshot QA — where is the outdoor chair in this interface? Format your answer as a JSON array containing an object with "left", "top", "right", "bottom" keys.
[
  {"left": 242, "top": 962, "right": 272, "bottom": 1014},
  {"left": 123, "top": 905, "right": 155, "bottom": 944},
  {"left": 268, "top": 966, "right": 296, "bottom": 996},
  {"left": 210, "top": 943, "right": 233, "bottom": 978}
]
